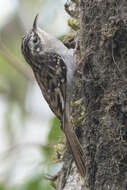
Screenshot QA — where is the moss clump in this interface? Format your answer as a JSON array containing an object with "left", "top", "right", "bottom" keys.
[
  {"left": 68, "top": 18, "right": 80, "bottom": 31},
  {"left": 62, "top": 32, "right": 75, "bottom": 49},
  {"left": 70, "top": 99, "right": 86, "bottom": 127}
]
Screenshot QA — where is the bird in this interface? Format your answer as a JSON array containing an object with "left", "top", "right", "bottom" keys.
[{"left": 21, "top": 14, "right": 86, "bottom": 178}]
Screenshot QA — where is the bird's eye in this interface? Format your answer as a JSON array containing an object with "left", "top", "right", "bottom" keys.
[{"left": 33, "top": 36, "right": 39, "bottom": 44}]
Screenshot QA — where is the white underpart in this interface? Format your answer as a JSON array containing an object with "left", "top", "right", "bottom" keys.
[{"left": 37, "top": 27, "right": 76, "bottom": 85}]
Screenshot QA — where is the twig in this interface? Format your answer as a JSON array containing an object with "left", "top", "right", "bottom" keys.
[
  {"left": 0, "top": 142, "right": 46, "bottom": 160},
  {"left": 0, "top": 40, "right": 34, "bottom": 81}
]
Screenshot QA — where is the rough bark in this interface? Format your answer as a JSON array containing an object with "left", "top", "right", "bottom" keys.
[{"left": 56, "top": 0, "right": 127, "bottom": 189}]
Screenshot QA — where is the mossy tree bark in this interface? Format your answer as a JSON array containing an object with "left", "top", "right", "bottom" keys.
[{"left": 56, "top": 0, "right": 127, "bottom": 189}]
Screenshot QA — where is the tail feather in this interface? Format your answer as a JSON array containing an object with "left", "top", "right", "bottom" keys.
[
  {"left": 63, "top": 97, "right": 86, "bottom": 177},
  {"left": 64, "top": 123, "right": 86, "bottom": 178}
]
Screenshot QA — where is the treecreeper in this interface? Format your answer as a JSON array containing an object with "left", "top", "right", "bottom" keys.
[{"left": 21, "top": 14, "right": 86, "bottom": 178}]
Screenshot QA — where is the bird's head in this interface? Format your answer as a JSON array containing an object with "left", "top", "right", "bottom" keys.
[
  {"left": 21, "top": 14, "right": 68, "bottom": 68},
  {"left": 21, "top": 14, "right": 50, "bottom": 64}
]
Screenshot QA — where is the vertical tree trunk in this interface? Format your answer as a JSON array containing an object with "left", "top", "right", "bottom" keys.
[{"left": 56, "top": 0, "right": 127, "bottom": 189}]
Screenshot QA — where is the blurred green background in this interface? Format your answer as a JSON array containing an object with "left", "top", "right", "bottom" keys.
[{"left": 0, "top": 0, "right": 69, "bottom": 189}]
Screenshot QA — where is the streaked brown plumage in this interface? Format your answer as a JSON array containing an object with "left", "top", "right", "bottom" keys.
[{"left": 21, "top": 14, "right": 86, "bottom": 178}]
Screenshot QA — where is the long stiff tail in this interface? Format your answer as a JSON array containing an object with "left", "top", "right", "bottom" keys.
[{"left": 63, "top": 121, "right": 86, "bottom": 178}]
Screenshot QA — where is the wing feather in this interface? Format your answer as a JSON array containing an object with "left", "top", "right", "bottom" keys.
[{"left": 33, "top": 52, "right": 67, "bottom": 121}]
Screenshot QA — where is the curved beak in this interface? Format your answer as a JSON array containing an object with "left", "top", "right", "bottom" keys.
[{"left": 33, "top": 14, "right": 39, "bottom": 32}]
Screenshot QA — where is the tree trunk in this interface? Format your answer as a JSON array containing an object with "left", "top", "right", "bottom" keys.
[{"left": 56, "top": 0, "right": 127, "bottom": 189}]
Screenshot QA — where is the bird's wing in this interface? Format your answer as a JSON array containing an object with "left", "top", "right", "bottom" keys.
[{"left": 33, "top": 52, "right": 67, "bottom": 121}]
